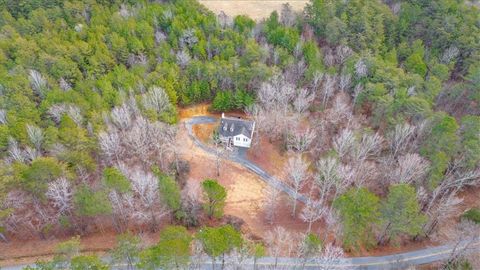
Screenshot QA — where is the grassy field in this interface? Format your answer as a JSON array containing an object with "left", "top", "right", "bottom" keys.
[{"left": 199, "top": 0, "right": 308, "bottom": 20}]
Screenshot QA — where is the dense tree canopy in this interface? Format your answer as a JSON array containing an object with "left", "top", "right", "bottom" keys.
[{"left": 0, "top": 1, "right": 478, "bottom": 266}]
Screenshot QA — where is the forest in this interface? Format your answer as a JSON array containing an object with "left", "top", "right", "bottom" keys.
[{"left": 0, "top": 0, "right": 479, "bottom": 269}]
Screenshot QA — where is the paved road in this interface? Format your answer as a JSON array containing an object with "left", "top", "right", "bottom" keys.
[
  {"left": 181, "top": 115, "right": 480, "bottom": 270},
  {"left": 2, "top": 116, "right": 477, "bottom": 270},
  {"left": 3, "top": 241, "right": 480, "bottom": 270}
]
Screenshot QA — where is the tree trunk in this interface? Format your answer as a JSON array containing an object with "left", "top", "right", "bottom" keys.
[
  {"left": 292, "top": 190, "right": 298, "bottom": 217},
  {"left": 149, "top": 207, "right": 158, "bottom": 232},
  {"left": 211, "top": 256, "right": 216, "bottom": 270},
  {"left": 0, "top": 233, "right": 8, "bottom": 242},
  {"left": 216, "top": 155, "right": 220, "bottom": 177},
  {"left": 377, "top": 222, "right": 391, "bottom": 246}
]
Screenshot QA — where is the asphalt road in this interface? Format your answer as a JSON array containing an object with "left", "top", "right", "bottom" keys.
[
  {"left": 2, "top": 116, "right": 477, "bottom": 270},
  {"left": 181, "top": 115, "right": 480, "bottom": 270}
]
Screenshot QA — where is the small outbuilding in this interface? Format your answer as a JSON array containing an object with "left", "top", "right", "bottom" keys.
[{"left": 218, "top": 113, "right": 255, "bottom": 148}]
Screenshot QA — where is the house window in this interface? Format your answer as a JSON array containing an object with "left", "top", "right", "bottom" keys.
[
  {"left": 236, "top": 137, "right": 240, "bottom": 141},
  {"left": 243, "top": 138, "right": 247, "bottom": 142}
]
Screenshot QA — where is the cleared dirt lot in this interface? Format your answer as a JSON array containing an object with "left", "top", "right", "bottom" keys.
[{"left": 199, "top": 0, "right": 308, "bottom": 20}]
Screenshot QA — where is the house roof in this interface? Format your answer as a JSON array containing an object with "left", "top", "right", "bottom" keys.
[{"left": 218, "top": 115, "right": 255, "bottom": 139}]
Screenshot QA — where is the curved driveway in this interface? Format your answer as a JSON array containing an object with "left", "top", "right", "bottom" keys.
[
  {"left": 1, "top": 116, "right": 477, "bottom": 270},
  {"left": 184, "top": 116, "right": 308, "bottom": 204},
  {"left": 183, "top": 115, "right": 480, "bottom": 269}
]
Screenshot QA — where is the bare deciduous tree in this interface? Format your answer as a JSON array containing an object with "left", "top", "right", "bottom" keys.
[
  {"left": 436, "top": 220, "right": 480, "bottom": 268},
  {"left": 321, "top": 74, "right": 337, "bottom": 106},
  {"left": 176, "top": 50, "right": 191, "bottom": 68},
  {"left": 354, "top": 132, "right": 384, "bottom": 163},
  {"left": 142, "top": 86, "right": 172, "bottom": 116},
  {"left": 26, "top": 124, "right": 43, "bottom": 151},
  {"left": 59, "top": 78, "right": 72, "bottom": 92},
  {"left": 256, "top": 74, "right": 298, "bottom": 139},
  {"left": 8, "top": 137, "right": 25, "bottom": 163},
  {"left": 300, "top": 200, "right": 327, "bottom": 232},
  {"left": 29, "top": 69, "right": 48, "bottom": 98},
  {"left": 111, "top": 103, "right": 133, "bottom": 131},
  {"left": 333, "top": 128, "right": 356, "bottom": 161},
  {"left": 189, "top": 239, "right": 206, "bottom": 270},
  {"left": 280, "top": 3, "right": 296, "bottom": 27},
  {"left": 179, "top": 28, "right": 198, "bottom": 49},
  {"left": 293, "top": 88, "right": 315, "bottom": 114},
  {"left": 387, "top": 123, "right": 416, "bottom": 158},
  {"left": 181, "top": 181, "right": 202, "bottom": 227},
  {"left": 46, "top": 177, "right": 73, "bottom": 215},
  {"left": 284, "top": 155, "right": 310, "bottom": 216},
  {"left": 354, "top": 59, "right": 368, "bottom": 78},
  {"left": 67, "top": 105, "right": 83, "bottom": 126},
  {"left": 119, "top": 4, "right": 133, "bottom": 18},
  {"left": 154, "top": 30, "right": 167, "bottom": 44},
  {"left": 265, "top": 227, "right": 298, "bottom": 268},
  {"left": 317, "top": 243, "right": 345, "bottom": 270},
  {"left": 388, "top": 153, "right": 429, "bottom": 184},
  {"left": 48, "top": 104, "right": 67, "bottom": 124},
  {"left": 314, "top": 157, "right": 351, "bottom": 202},
  {"left": 98, "top": 130, "right": 123, "bottom": 164},
  {"left": 339, "top": 73, "right": 352, "bottom": 92},
  {"left": 441, "top": 46, "right": 460, "bottom": 64},
  {"left": 423, "top": 193, "right": 463, "bottom": 236},
  {"left": 0, "top": 109, "right": 7, "bottom": 124},
  {"left": 217, "top": 11, "right": 232, "bottom": 29},
  {"left": 352, "top": 83, "right": 364, "bottom": 109},
  {"left": 323, "top": 47, "right": 335, "bottom": 67},
  {"left": 311, "top": 71, "right": 324, "bottom": 92},
  {"left": 335, "top": 45, "right": 353, "bottom": 65},
  {"left": 264, "top": 186, "right": 280, "bottom": 225},
  {"left": 287, "top": 127, "right": 316, "bottom": 153},
  {"left": 24, "top": 146, "right": 40, "bottom": 162},
  {"left": 129, "top": 169, "right": 169, "bottom": 231},
  {"left": 48, "top": 104, "right": 83, "bottom": 126},
  {"left": 108, "top": 191, "right": 135, "bottom": 232}
]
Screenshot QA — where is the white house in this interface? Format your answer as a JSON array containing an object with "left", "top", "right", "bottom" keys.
[{"left": 218, "top": 113, "right": 255, "bottom": 148}]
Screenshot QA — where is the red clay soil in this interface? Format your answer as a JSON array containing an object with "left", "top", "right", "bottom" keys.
[
  {"left": 192, "top": 122, "right": 217, "bottom": 143},
  {"left": 247, "top": 135, "right": 289, "bottom": 179},
  {"left": 1, "top": 104, "right": 478, "bottom": 265},
  {"left": 0, "top": 230, "right": 159, "bottom": 267},
  {"left": 177, "top": 122, "right": 313, "bottom": 238}
]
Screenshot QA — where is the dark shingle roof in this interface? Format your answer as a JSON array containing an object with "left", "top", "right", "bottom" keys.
[{"left": 218, "top": 117, "right": 254, "bottom": 139}]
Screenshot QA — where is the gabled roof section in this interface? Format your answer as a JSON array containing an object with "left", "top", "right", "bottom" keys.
[{"left": 218, "top": 114, "right": 255, "bottom": 139}]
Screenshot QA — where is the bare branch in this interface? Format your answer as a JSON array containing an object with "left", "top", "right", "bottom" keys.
[
  {"left": 387, "top": 123, "right": 416, "bottom": 158},
  {"left": 388, "top": 153, "right": 430, "bottom": 185},
  {"left": 333, "top": 128, "right": 355, "bottom": 161},
  {"left": 0, "top": 109, "right": 7, "bottom": 124},
  {"left": 29, "top": 69, "right": 48, "bottom": 98},
  {"left": 142, "top": 86, "right": 172, "bottom": 115},
  {"left": 300, "top": 200, "right": 327, "bottom": 232},
  {"left": 26, "top": 124, "right": 43, "bottom": 151},
  {"left": 46, "top": 177, "right": 73, "bottom": 215},
  {"left": 285, "top": 155, "right": 310, "bottom": 216}
]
